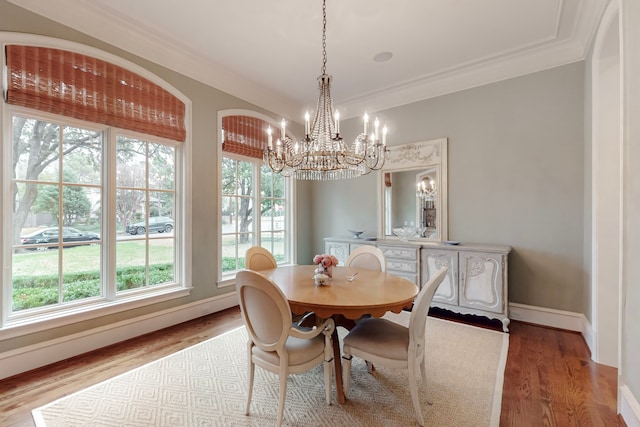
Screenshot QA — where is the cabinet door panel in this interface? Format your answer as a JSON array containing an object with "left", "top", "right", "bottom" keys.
[
  {"left": 422, "top": 249, "right": 458, "bottom": 305},
  {"left": 459, "top": 252, "right": 503, "bottom": 313}
]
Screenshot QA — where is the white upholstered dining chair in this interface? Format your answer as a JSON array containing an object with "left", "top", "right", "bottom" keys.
[
  {"left": 235, "top": 269, "right": 335, "bottom": 427},
  {"left": 245, "top": 246, "right": 277, "bottom": 270},
  {"left": 341, "top": 267, "right": 448, "bottom": 426},
  {"left": 345, "top": 245, "right": 386, "bottom": 272}
]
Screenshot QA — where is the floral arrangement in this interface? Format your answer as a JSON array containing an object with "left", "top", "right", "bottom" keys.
[
  {"left": 313, "top": 253, "right": 339, "bottom": 268},
  {"left": 313, "top": 253, "right": 339, "bottom": 279}
]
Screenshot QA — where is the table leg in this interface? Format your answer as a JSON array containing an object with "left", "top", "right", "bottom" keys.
[
  {"left": 331, "top": 329, "right": 346, "bottom": 404},
  {"left": 329, "top": 314, "right": 357, "bottom": 404}
]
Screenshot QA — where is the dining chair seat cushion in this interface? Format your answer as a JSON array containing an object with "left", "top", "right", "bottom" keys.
[
  {"left": 343, "top": 317, "right": 409, "bottom": 361},
  {"left": 252, "top": 334, "right": 326, "bottom": 366}
]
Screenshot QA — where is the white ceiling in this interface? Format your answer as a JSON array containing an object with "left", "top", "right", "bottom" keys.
[{"left": 8, "top": 0, "right": 606, "bottom": 121}]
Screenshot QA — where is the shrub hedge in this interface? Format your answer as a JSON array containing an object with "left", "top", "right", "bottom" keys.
[{"left": 12, "top": 263, "right": 174, "bottom": 311}]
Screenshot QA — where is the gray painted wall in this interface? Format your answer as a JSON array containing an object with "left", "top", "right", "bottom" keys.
[{"left": 311, "top": 62, "right": 586, "bottom": 313}]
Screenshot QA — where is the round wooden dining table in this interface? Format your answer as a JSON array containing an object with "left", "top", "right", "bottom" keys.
[{"left": 260, "top": 264, "right": 419, "bottom": 404}]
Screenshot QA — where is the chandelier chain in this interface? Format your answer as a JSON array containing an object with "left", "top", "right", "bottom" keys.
[{"left": 321, "top": 0, "right": 327, "bottom": 76}]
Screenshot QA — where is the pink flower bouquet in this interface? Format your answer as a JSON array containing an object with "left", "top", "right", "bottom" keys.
[
  {"left": 313, "top": 253, "right": 339, "bottom": 277},
  {"left": 313, "top": 253, "right": 339, "bottom": 267}
]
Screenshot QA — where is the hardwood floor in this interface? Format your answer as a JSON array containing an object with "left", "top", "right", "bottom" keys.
[
  {"left": 0, "top": 307, "right": 622, "bottom": 427},
  {"left": 500, "top": 321, "right": 623, "bottom": 427}
]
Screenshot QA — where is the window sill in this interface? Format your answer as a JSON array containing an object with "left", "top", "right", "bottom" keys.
[
  {"left": 0, "top": 285, "right": 193, "bottom": 341},
  {"left": 217, "top": 277, "right": 236, "bottom": 289}
]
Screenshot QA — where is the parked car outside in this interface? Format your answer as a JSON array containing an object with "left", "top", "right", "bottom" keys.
[
  {"left": 126, "top": 216, "right": 174, "bottom": 235},
  {"left": 20, "top": 227, "right": 100, "bottom": 249}
]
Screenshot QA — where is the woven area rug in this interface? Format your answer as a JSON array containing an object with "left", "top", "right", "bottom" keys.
[{"left": 33, "top": 313, "right": 508, "bottom": 427}]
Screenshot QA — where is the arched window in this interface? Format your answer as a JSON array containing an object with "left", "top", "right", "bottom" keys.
[
  {"left": 218, "top": 111, "right": 294, "bottom": 281},
  {"left": 1, "top": 34, "right": 191, "bottom": 329}
]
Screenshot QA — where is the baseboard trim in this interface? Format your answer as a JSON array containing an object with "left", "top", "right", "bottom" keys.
[
  {"left": 621, "top": 385, "right": 640, "bottom": 427},
  {"left": 509, "top": 302, "right": 585, "bottom": 331},
  {"left": 508, "top": 302, "right": 595, "bottom": 352},
  {"left": 0, "top": 292, "right": 238, "bottom": 381}
]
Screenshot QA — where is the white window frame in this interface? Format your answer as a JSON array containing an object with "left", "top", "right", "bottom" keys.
[
  {"left": 216, "top": 110, "right": 296, "bottom": 288},
  {"left": 0, "top": 33, "right": 192, "bottom": 339}
]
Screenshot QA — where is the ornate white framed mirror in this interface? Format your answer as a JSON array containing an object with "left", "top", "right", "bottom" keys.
[{"left": 378, "top": 138, "right": 448, "bottom": 242}]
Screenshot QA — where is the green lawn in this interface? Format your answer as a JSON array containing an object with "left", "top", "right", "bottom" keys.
[{"left": 13, "top": 240, "right": 174, "bottom": 274}]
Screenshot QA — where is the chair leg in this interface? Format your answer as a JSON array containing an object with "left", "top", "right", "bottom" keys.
[
  {"left": 323, "top": 329, "right": 334, "bottom": 404},
  {"left": 323, "top": 359, "right": 332, "bottom": 404},
  {"left": 420, "top": 357, "right": 432, "bottom": 405},
  {"left": 408, "top": 360, "right": 425, "bottom": 427},
  {"left": 246, "top": 357, "right": 255, "bottom": 415},
  {"left": 342, "top": 354, "right": 352, "bottom": 398},
  {"left": 277, "top": 367, "right": 288, "bottom": 427}
]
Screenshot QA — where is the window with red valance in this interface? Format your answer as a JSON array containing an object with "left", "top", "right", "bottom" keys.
[
  {"left": 5, "top": 44, "right": 186, "bottom": 142},
  {"left": 222, "top": 115, "right": 275, "bottom": 159},
  {"left": 2, "top": 38, "right": 190, "bottom": 329}
]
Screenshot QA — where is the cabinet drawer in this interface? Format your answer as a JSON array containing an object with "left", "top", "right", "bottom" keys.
[
  {"left": 387, "top": 260, "right": 417, "bottom": 274},
  {"left": 378, "top": 246, "right": 419, "bottom": 261}
]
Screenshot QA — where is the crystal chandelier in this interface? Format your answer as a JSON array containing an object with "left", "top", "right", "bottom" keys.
[
  {"left": 417, "top": 179, "right": 437, "bottom": 201},
  {"left": 263, "top": 0, "right": 389, "bottom": 180}
]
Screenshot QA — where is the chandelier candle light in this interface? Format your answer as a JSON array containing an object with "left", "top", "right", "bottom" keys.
[
  {"left": 416, "top": 179, "right": 436, "bottom": 236},
  {"left": 263, "top": 0, "right": 389, "bottom": 180}
]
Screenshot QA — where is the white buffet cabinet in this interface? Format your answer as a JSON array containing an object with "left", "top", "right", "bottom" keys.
[{"left": 325, "top": 237, "right": 511, "bottom": 332}]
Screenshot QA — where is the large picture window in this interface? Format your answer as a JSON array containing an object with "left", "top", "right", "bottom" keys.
[
  {"left": 219, "top": 112, "right": 293, "bottom": 279},
  {"left": 2, "top": 36, "right": 190, "bottom": 329}
]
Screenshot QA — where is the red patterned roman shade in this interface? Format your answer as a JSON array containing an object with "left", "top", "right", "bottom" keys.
[
  {"left": 222, "top": 115, "right": 273, "bottom": 159},
  {"left": 5, "top": 45, "right": 186, "bottom": 142}
]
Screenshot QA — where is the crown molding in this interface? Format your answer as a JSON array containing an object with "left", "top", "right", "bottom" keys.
[
  {"left": 338, "top": 37, "right": 586, "bottom": 117},
  {"left": 338, "top": 0, "right": 608, "bottom": 116}
]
